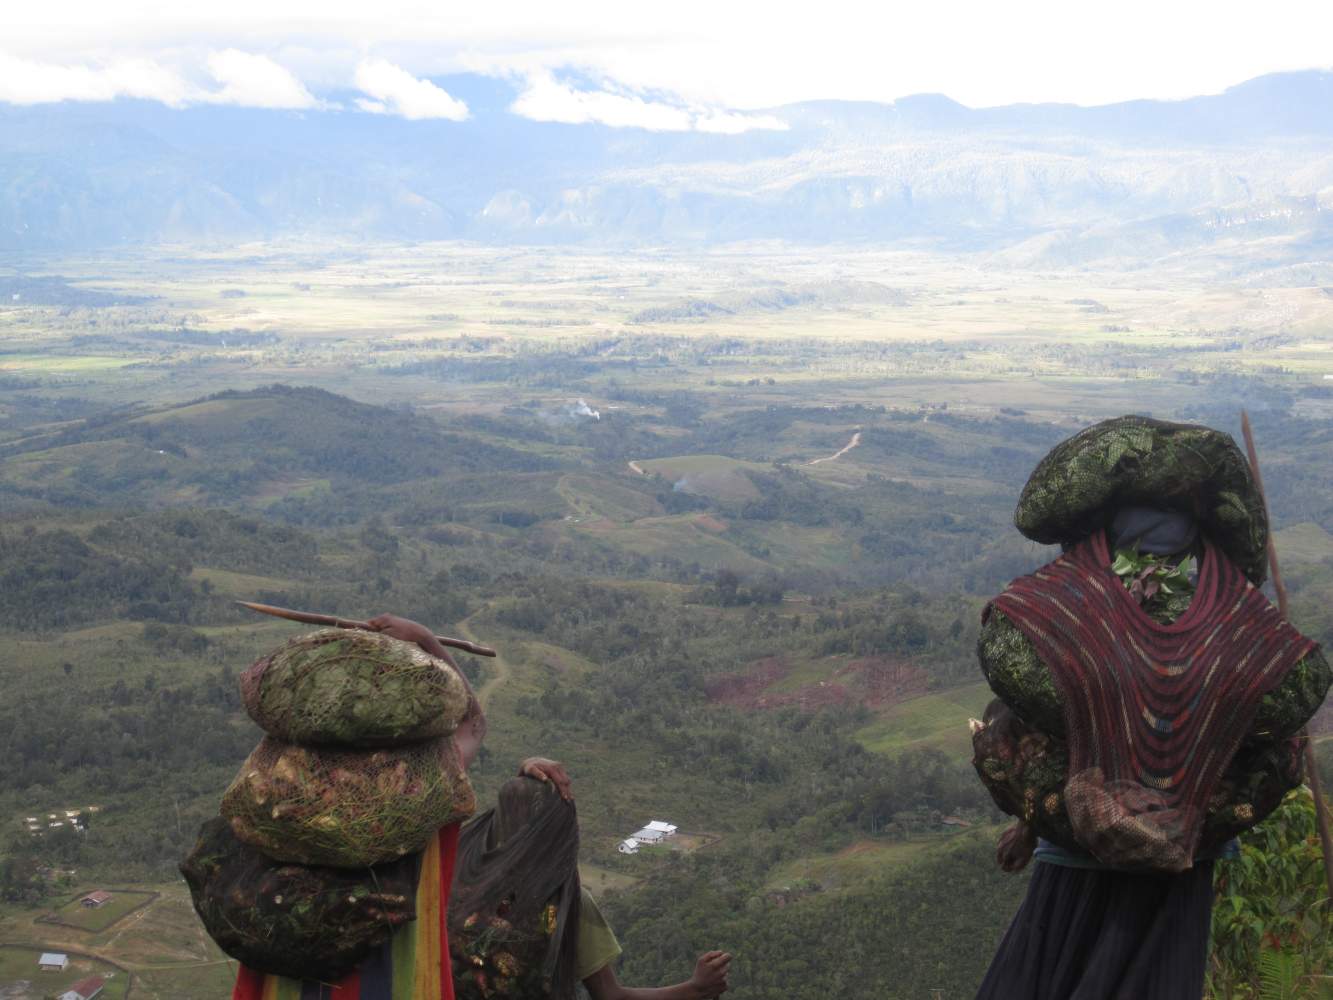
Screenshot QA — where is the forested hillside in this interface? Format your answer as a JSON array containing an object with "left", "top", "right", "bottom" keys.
[{"left": 2, "top": 233, "right": 1331, "bottom": 999}]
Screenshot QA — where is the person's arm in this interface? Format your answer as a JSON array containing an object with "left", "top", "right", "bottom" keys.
[
  {"left": 583, "top": 952, "right": 732, "bottom": 1000},
  {"left": 517, "top": 756, "right": 574, "bottom": 801},
  {"left": 365, "top": 613, "right": 487, "bottom": 768}
]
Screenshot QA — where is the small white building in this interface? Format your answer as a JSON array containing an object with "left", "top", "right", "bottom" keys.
[
  {"left": 38, "top": 952, "right": 69, "bottom": 972},
  {"left": 617, "top": 839, "right": 640, "bottom": 855}
]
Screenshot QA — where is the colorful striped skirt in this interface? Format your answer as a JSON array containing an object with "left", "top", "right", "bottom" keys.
[{"left": 233, "top": 823, "right": 460, "bottom": 1000}]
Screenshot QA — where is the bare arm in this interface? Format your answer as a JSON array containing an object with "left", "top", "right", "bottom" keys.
[{"left": 583, "top": 952, "right": 732, "bottom": 1000}]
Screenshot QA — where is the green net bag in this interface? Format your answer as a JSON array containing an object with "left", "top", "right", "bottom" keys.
[
  {"left": 221, "top": 736, "right": 475, "bottom": 868},
  {"left": 240, "top": 628, "right": 471, "bottom": 747},
  {"left": 181, "top": 816, "right": 419, "bottom": 980},
  {"left": 1014, "top": 416, "right": 1268, "bottom": 582}
]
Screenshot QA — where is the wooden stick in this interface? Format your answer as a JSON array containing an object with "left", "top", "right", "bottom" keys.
[
  {"left": 235, "top": 600, "right": 497, "bottom": 657},
  {"left": 1241, "top": 410, "right": 1333, "bottom": 906}
]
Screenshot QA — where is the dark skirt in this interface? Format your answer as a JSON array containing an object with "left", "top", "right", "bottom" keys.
[{"left": 975, "top": 860, "right": 1215, "bottom": 1000}]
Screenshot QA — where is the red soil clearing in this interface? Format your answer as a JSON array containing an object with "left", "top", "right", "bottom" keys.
[
  {"left": 706, "top": 656, "right": 930, "bottom": 712},
  {"left": 706, "top": 656, "right": 789, "bottom": 706}
]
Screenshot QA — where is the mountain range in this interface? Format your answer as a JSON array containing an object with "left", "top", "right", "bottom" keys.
[{"left": 2, "top": 70, "right": 1332, "bottom": 257}]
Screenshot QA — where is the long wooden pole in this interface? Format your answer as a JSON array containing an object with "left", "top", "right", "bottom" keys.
[
  {"left": 235, "top": 600, "right": 497, "bottom": 657},
  {"left": 1241, "top": 411, "right": 1333, "bottom": 906}
]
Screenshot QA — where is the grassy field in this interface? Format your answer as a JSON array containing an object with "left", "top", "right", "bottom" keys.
[
  {"left": 0, "top": 882, "right": 236, "bottom": 1000},
  {"left": 633, "top": 456, "right": 767, "bottom": 501},
  {"left": 854, "top": 682, "right": 995, "bottom": 758},
  {"left": 41, "top": 890, "right": 157, "bottom": 933},
  {"left": 0, "top": 943, "right": 131, "bottom": 999},
  {"left": 576, "top": 515, "right": 775, "bottom": 573},
  {"left": 1275, "top": 522, "right": 1333, "bottom": 564},
  {"left": 579, "top": 864, "right": 641, "bottom": 896},
  {"left": 0, "top": 353, "right": 145, "bottom": 373},
  {"left": 763, "top": 832, "right": 981, "bottom": 892},
  {"left": 3, "top": 242, "right": 1331, "bottom": 430}
]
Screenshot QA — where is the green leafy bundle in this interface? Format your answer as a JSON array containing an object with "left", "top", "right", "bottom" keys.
[
  {"left": 240, "top": 628, "right": 470, "bottom": 747},
  {"left": 1014, "top": 416, "right": 1268, "bottom": 582}
]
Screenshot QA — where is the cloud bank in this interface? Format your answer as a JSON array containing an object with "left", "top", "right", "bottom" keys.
[
  {"left": 354, "top": 58, "right": 468, "bottom": 120},
  {"left": 0, "top": 49, "right": 316, "bottom": 109},
  {"left": 4, "top": 1, "right": 1333, "bottom": 110},
  {"left": 510, "top": 73, "right": 787, "bottom": 133},
  {"left": 0, "top": 52, "right": 192, "bottom": 106},
  {"left": 0, "top": 50, "right": 778, "bottom": 132}
]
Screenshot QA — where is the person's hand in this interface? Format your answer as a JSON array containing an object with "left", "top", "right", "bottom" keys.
[
  {"left": 996, "top": 821, "right": 1037, "bottom": 873},
  {"left": 519, "top": 757, "right": 573, "bottom": 801},
  {"left": 366, "top": 614, "right": 436, "bottom": 649},
  {"left": 689, "top": 951, "right": 731, "bottom": 998}
]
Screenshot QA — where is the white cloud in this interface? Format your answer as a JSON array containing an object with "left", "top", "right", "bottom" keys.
[
  {"left": 512, "top": 73, "right": 693, "bottom": 131},
  {"left": 694, "top": 110, "right": 788, "bottom": 135},
  {"left": 204, "top": 48, "right": 316, "bottom": 109},
  {"left": 354, "top": 58, "right": 467, "bottom": 120},
  {"left": 0, "top": 52, "right": 193, "bottom": 106},
  {"left": 510, "top": 73, "right": 787, "bottom": 133}
]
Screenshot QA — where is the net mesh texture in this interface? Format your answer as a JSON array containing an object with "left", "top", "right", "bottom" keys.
[
  {"left": 972, "top": 698, "right": 1304, "bottom": 858},
  {"left": 181, "top": 816, "right": 419, "bottom": 981},
  {"left": 221, "top": 734, "right": 476, "bottom": 868},
  {"left": 240, "top": 628, "right": 470, "bottom": 747},
  {"left": 1013, "top": 415, "right": 1268, "bottom": 583}
]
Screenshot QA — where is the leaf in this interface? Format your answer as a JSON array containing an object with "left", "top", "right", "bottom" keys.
[{"left": 1256, "top": 947, "right": 1301, "bottom": 1000}]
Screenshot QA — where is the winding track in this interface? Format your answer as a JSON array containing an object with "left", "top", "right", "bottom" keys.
[
  {"left": 807, "top": 429, "right": 862, "bottom": 466},
  {"left": 456, "top": 607, "right": 511, "bottom": 710}
]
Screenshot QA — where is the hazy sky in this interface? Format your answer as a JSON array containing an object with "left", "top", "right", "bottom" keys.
[{"left": 3, "top": 0, "right": 1331, "bottom": 129}]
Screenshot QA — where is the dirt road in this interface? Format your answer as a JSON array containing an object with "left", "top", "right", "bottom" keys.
[{"left": 808, "top": 430, "right": 862, "bottom": 466}]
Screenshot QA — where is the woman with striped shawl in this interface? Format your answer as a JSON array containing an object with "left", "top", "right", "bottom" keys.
[{"left": 971, "top": 417, "right": 1330, "bottom": 1000}]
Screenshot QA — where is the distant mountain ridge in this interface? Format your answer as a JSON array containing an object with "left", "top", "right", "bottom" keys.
[{"left": 2, "top": 70, "right": 1332, "bottom": 254}]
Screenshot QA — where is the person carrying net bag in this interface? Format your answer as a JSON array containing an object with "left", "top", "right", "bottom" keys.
[
  {"left": 969, "top": 416, "right": 1329, "bottom": 1000},
  {"left": 183, "top": 613, "right": 487, "bottom": 1000}
]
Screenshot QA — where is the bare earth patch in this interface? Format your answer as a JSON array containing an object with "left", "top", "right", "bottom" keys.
[{"left": 705, "top": 656, "right": 929, "bottom": 711}]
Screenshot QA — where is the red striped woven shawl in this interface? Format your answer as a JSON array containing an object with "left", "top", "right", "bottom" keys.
[{"left": 990, "top": 531, "right": 1315, "bottom": 872}]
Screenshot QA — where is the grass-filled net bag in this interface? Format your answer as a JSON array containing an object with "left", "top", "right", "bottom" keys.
[
  {"left": 240, "top": 628, "right": 471, "bottom": 747},
  {"left": 181, "top": 816, "right": 419, "bottom": 981},
  {"left": 1014, "top": 416, "right": 1268, "bottom": 582},
  {"left": 222, "top": 736, "right": 475, "bottom": 868}
]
